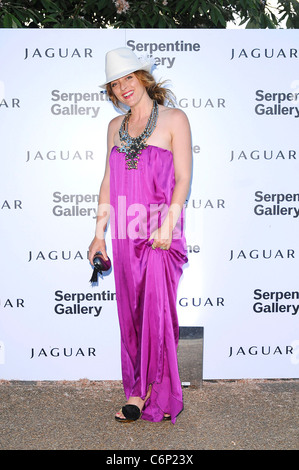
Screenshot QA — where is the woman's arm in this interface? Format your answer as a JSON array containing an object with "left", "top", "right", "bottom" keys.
[
  {"left": 150, "top": 109, "right": 192, "bottom": 250},
  {"left": 88, "top": 119, "right": 117, "bottom": 264}
]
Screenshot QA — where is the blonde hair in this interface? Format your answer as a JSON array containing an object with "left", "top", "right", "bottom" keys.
[{"left": 106, "top": 70, "right": 176, "bottom": 109}]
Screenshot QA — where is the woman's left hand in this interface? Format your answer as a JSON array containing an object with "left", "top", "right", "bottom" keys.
[{"left": 149, "top": 223, "right": 172, "bottom": 251}]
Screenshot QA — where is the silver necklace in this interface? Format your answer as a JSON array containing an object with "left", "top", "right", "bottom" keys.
[{"left": 117, "top": 100, "right": 159, "bottom": 170}]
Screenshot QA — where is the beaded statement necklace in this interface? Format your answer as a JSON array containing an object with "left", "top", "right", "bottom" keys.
[{"left": 117, "top": 100, "right": 159, "bottom": 170}]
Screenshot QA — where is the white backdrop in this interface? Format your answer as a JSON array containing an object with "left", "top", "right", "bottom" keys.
[{"left": 0, "top": 28, "right": 298, "bottom": 380}]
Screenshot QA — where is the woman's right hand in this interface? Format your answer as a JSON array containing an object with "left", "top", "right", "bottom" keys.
[{"left": 88, "top": 237, "right": 108, "bottom": 265}]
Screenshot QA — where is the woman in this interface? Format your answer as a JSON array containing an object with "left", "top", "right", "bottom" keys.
[{"left": 88, "top": 47, "right": 192, "bottom": 424}]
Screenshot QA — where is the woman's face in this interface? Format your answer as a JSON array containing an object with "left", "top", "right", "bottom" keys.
[{"left": 110, "top": 73, "right": 146, "bottom": 107}]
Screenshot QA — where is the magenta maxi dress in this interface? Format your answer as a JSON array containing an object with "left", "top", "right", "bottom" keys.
[{"left": 109, "top": 144, "right": 188, "bottom": 424}]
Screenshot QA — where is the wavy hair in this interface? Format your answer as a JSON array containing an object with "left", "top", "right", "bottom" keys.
[{"left": 106, "top": 70, "right": 176, "bottom": 109}]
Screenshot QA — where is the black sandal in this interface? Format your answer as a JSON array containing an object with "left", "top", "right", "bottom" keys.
[{"left": 115, "top": 404, "right": 141, "bottom": 423}]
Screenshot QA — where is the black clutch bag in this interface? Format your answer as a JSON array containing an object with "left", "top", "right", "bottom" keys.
[{"left": 90, "top": 252, "right": 111, "bottom": 284}]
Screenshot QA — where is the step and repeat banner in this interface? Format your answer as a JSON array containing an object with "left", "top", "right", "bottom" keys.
[{"left": 0, "top": 28, "right": 298, "bottom": 380}]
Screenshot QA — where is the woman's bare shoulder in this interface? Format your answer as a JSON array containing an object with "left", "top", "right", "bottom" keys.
[
  {"left": 160, "top": 105, "right": 189, "bottom": 123},
  {"left": 159, "top": 106, "right": 190, "bottom": 136},
  {"left": 108, "top": 114, "right": 123, "bottom": 130},
  {"left": 107, "top": 114, "right": 124, "bottom": 144}
]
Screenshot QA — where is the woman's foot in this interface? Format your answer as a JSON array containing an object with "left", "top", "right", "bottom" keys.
[
  {"left": 115, "top": 396, "right": 145, "bottom": 421},
  {"left": 115, "top": 386, "right": 152, "bottom": 422}
]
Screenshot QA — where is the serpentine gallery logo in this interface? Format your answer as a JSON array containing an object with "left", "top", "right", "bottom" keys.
[
  {"left": 252, "top": 289, "right": 299, "bottom": 315},
  {"left": 253, "top": 191, "right": 299, "bottom": 218},
  {"left": 53, "top": 289, "right": 116, "bottom": 317},
  {"left": 52, "top": 191, "right": 99, "bottom": 218},
  {"left": 126, "top": 39, "right": 201, "bottom": 69},
  {"left": 50, "top": 89, "right": 108, "bottom": 118},
  {"left": 254, "top": 90, "right": 299, "bottom": 118}
]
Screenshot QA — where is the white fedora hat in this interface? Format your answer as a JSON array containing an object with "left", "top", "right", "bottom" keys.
[{"left": 100, "top": 47, "right": 152, "bottom": 88}]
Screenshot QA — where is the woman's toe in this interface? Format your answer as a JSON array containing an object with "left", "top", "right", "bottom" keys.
[{"left": 115, "top": 409, "right": 125, "bottom": 419}]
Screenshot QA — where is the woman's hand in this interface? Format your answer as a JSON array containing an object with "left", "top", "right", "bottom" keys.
[
  {"left": 88, "top": 237, "right": 108, "bottom": 265},
  {"left": 149, "top": 223, "right": 172, "bottom": 251}
]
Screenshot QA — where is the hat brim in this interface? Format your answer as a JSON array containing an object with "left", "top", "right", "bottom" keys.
[{"left": 99, "top": 64, "right": 151, "bottom": 89}]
